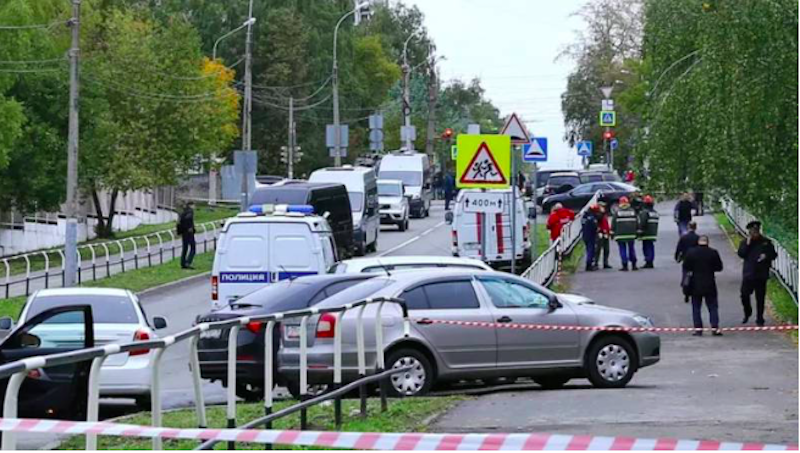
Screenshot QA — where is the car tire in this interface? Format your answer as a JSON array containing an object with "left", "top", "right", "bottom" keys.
[
  {"left": 398, "top": 219, "right": 406, "bottom": 231},
  {"left": 533, "top": 376, "right": 570, "bottom": 389},
  {"left": 286, "top": 381, "right": 329, "bottom": 400},
  {"left": 586, "top": 335, "right": 636, "bottom": 388},
  {"left": 135, "top": 395, "right": 152, "bottom": 412},
  {"left": 386, "top": 348, "right": 434, "bottom": 397},
  {"left": 236, "top": 382, "right": 264, "bottom": 402}
]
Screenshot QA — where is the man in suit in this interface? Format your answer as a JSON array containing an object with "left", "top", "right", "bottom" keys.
[
  {"left": 682, "top": 235, "right": 724, "bottom": 336},
  {"left": 178, "top": 201, "right": 196, "bottom": 269},
  {"left": 737, "top": 221, "right": 777, "bottom": 326},
  {"left": 675, "top": 221, "right": 700, "bottom": 303}
]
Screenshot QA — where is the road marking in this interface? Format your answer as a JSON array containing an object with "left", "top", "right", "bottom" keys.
[{"left": 379, "top": 221, "right": 446, "bottom": 257}]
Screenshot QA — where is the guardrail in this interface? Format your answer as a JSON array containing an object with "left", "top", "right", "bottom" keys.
[
  {"left": 0, "top": 296, "right": 409, "bottom": 450},
  {"left": 0, "top": 220, "right": 225, "bottom": 300},
  {"left": 720, "top": 199, "right": 798, "bottom": 305}
]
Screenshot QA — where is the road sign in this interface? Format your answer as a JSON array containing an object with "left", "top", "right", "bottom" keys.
[
  {"left": 462, "top": 192, "right": 505, "bottom": 214},
  {"left": 368, "top": 114, "right": 383, "bottom": 130},
  {"left": 522, "top": 137, "right": 548, "bottom": 162},
  {"left": 456, "top": 134, "right": 510, "bottom": 189},
  {"left": 401, "top": 125, "right": 416, "bottom": 142},
  {"left": 499, "top": 113, "right": 531, "bottom": 145},
  {"left": 326, "top": 125, "right": 349, "bottom": 148},
  {"left": 577, "top": 141, "right": 593, "bottom": 157},
  {"left": 467, "top": 124, "right": 481, "bottom": 134},
  {"left": 599, "top": 111, "right": 616, "bottom": 127},
  {"left": 610, "top": 138, "right": 619, "bottom": 150},
  {"left": 602, "top": 99, "right": 615, "bottom": 111},
  {"left": 451, "top": 145, "right": 457, "bottom": 160}
]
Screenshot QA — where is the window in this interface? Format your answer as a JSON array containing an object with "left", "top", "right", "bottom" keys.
[
  {"left": 379, "top": 171, "right": 422, "bottom": 187},
  {"left": 378, "top": 183, "right": 403, "bottom": 197},
  {"left": 423, "top": 281, "right": 480, "bottom": 309},
  {"left": 401, "top": 287, "right": 429, "bottom": 310},
  {"left": 27, "top": 295, "right": 138, "bottom": 324},
  {"left": 479, "top": 277, "right": 550, "bottom": 309},
  {"left": 572, "top": 185, "right": 594, "bottom": 195},
  {"left": 322, "top": 237, "right": 336, "bottom": 265},
  {"left": 324, "top": 280, "right": 365, "bottom": 298},
  {"left": 348, "top": 192, "right": 364, "bottom": 212}
]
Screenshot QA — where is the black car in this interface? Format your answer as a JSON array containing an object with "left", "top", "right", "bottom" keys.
[
  {"left": 0, "top": 305, "right": 94, "bottom": 420},
  {"left": 579, "top": 171, "right": 620, "bottom": 184},
  {"left": 542, "top": 181, "right": 639, "bottom": 213},
  {"left": 538, "top": 172, "right": 582, "bottom": 204},
  {"left": 197, "top": 274, "right": 382, "bottom": 400}
]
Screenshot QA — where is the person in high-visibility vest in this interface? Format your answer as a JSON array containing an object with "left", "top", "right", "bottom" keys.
[
  {"left": 612, "top": 196, "right": 639, "bottom": 271},
  {"left": 638, "top": 195, "right": 660, "bottom": 268}
]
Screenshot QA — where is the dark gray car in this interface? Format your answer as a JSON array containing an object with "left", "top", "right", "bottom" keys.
[{"left": 278, "top": 270, "right": 660, "bottom": 396}]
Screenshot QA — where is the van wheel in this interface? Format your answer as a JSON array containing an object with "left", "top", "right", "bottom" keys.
[
  {"left": 398, "top": 219, "right": 407, "bottom": 231},
  {"left": 135, "top": 395, "right": 152, "bottom": 411},
  {"left": 236, "top": 382, "right": 264, "bottom": 402},
  {"left": 586, "top": 335, "right": 636, "bottom": 388},
  {"left": 386, "top": 349, "right": 434, "bottom": 397}
]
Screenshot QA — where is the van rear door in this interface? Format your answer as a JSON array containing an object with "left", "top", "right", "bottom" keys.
[
  {"left": 217, "top": 222, "right": 271, "bottom": 306},
  {"left": 270, "top": 222, "right": 319, "bottom": 281}
]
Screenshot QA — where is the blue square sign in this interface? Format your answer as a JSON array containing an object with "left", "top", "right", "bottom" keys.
[
  {"left": 523, "top": 137, "right": 548, "bottom": 162},
  {"left": 577, "top": 141, "right": 593, "bottom": 157}
]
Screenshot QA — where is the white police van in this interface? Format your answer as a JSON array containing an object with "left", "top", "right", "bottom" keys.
[{"left": 211, "top": 204, "right": 338, "bottom": 310}]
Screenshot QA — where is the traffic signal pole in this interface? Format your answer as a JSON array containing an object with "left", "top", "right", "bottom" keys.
[{"left": 64, "top": 0, "right": 81, "bottom": 288}]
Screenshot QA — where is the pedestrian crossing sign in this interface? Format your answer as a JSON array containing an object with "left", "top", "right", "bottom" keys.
[
  {"left": 523, "top": 137, "right": 548, "bottom": 162},
  {"left": 577, "top": 141, "right": 593, "bottom": 156},
  {"left": 456, "top": 135, "right": 510, "bottom": 189},
  {"left": 599, "top": 111, "right": 616, "bottom": 127}
]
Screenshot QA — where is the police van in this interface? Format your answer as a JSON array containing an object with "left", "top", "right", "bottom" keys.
[{"left": 211, "top": 204, "right": 338, "bottom": 310}]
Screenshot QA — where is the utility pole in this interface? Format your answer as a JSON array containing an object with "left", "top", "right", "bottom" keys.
[
  {"left": 240, "top": 0, "right": 254, "bottom": 211},
  {"left": 425, "top": 55, "right": 438, "bottom": 161},
  {"left": 64, "top": 0, "right": 81, "bottom": 288},
  {"left": 287, "top": 97, "right": 294, "bottom": 179},
  {"left": 402, "top": 60, "right": 412, "bottom": 151},
  {"left": 332, "top": 60, "right": 341, "bottom": 166}
]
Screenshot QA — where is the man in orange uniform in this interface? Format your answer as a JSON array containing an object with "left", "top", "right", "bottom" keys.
[{"left": 547, "top": 203, "right": 576, "bottom": 242}]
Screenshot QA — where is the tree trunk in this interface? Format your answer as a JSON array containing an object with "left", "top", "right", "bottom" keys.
[
  {"left": 91, "top": 188, "right": 108, "bottom": 238},
  {"left": 91, "top": 188, "right": 118, "bottom": 238},
  {"left": 105, "top": 189, "right": 119, "bottom": 238}
]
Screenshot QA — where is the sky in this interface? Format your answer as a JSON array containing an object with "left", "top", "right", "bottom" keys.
[{"left": 403, "top": 0, "right": 586, "bottom": 170}]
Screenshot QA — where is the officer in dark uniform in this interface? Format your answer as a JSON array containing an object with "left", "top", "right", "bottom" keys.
[
  {"left": 612, "top": 196, "right": 638, "bottom": 271},
  {"left": 637, "top": 195, "right": 659, "bottom": 268},
  {"left": 737, "top": 221, "right": 777, "bottom": 326},
  {"left": 682, "top": 235, "right": 724, "bottom": 336}
]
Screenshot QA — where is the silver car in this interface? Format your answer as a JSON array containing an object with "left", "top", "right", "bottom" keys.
[
  {"left": 377, "top": 179, "right": 409, "bottom": 231},
  {"left": 278, "top": 270, "right": 660, "bottom": 397}
]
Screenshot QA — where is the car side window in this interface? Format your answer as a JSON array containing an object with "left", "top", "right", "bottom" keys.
[
  {"left": 324, "top": 280, "right": 362, "bottom": 298},
  {"left": 422, "top": 280, "right": 480, "bottom": 309},
  {"left": 479, "top": 277, "right": 550, "bottom": 309},
  {"left": 401, "top": 287, "right": 429, "bottom": 310},
  {"left": 573, "top": 185, "right": 593, "bottom": 195}
]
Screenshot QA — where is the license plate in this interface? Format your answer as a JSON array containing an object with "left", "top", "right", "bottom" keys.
[
  {"left": 463, "top": 242, "right": 480, "bottom": 250},
  {"left": 200, "top": 329, "right": 222, "bottom": 340},
  {"left": 285, "top": 325, "right": 301, "bottom": 339}
]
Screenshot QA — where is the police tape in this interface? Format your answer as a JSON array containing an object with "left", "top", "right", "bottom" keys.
[
  {"left": 420, "top": 318, "right": 799, "bottom": 333},
  {"left": 0, "top": 418, "right": 796, "bottom": 450}
]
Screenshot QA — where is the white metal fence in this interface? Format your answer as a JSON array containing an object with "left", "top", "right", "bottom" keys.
[{"left": 720, "top": 199, "right": 798, "bottom": 305}]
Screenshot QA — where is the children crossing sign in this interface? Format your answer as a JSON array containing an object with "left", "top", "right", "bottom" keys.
[{"left": 456, "top": 134, "right": 511, "bottom": 189}]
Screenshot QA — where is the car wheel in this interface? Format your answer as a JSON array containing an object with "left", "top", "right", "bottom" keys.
[
  {"left": 386, "top": 349, "right": 433, "bottom": 397},
  {"left": 586, "top": 335, "right": 636, "bottom": 388},
  {"left": 533, "top": 376, "right": 570, "bottom": 389},
  {"left": 398, "top": 219, "right": 406, "bottom": 231},
  {"left": 236, "top": 382, "right": 264, "bottom": 402},
  {"left": 135, "top": 395, "right": 152, "bottom": 412},
  {"left": 286, "top": 381, "right": 329, "bottom": 400}
]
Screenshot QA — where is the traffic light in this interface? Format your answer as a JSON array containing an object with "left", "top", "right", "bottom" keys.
[
  {"left": 441, "top": 128, "right": 454, "bottom": 141},
  {"left": 603, "top": 130, "right": 615, "bottom": 141}
]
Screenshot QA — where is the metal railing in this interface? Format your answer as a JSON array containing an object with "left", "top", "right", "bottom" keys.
[
  {"left": 1, "top": 221, "right": 225, "bottom": 300},
  {"left": 720, "top": 199, "right": 798, "bottom": 305},
  {"left": 0, "top": 296, "right": 409, "bottom": 450}
]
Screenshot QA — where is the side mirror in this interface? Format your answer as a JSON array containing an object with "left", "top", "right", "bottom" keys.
[
  {"left": 153, "top": 317, "right": 168, "bottom": 330},
  {"left": 0, "top": 317, "right": 13, "bottom": 331},
  {"left": 445, "top": 211, "right": 454, "bottom": 225},
  {"left": 548, "top": 297, "right": 561, "bottom": 312},
  {"left": 527, "top": 206, "right": 537, "bottom": 219},
  {"left": 19, "top": 332, "right": 41, "bottom": 348}
]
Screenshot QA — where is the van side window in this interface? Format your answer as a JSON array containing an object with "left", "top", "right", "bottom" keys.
[{"left": 422, "top": 280, "right": 480, "bottom": 309}]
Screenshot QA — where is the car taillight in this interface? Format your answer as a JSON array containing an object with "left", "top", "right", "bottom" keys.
[
  {"left": 452, "top": 230, "right": 458, "bottom": 246},
  {"left": 246, "top": 321, "right": 262, "bottom": 334},
  {"left": 316, "top": 313, "right": 336, "bottom": 338},
  {"left": 130, "top": 329, "right": 150, "bottom": 356},
  {"left": 523, "top": 225, "right": 529, "bottom": 241},
  {"left": 211, "top": 276, "right": 218, "bottom": 301}
]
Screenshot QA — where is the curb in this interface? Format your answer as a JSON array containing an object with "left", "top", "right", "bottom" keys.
[{"left": 136, "top": 271, "right": 211, "bottom": 298}]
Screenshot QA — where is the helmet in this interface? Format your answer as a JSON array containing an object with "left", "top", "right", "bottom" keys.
[
  {"left": 619, "top": 196, "right": 630, "bottom": 205},
  {"left": 643, "top": 195, "right": 654, "bottom": 204},
  {"left": 590, "top": 204, "right": 600, "bottom": 211}
]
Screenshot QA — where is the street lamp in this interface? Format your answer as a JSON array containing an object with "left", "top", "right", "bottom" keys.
[
  {"left": 212, "top": 17, "right": 256, "bottom": 60},
  {"left": 401, "top": 30, "right": 422, "bottom": 151},
  {"left": 332, "top": 1, "right": 369, "bottom": 166}
]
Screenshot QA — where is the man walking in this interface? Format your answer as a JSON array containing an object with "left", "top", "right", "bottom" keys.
[
  {"left": 682, "top": 235, "right": 724, "bottom": 336},
  {"left": 594, "top": 202, "right": 612, "bottom": 269},
  {"left": 737, "top": 221, "right": 777, "bottom": 326},
  {"left": 675, "top": 221, "right": 700, "bottom": 303},
  {"left": 674, "top": 193, "right": 694, "bottom": 236},
  {"left": 444, "top": 172, "right": 456, "bottom": 211},
  {"left": 581, "top": 205, "right": 599, "bottom": 271},
  {"left": 178, "top": 201, "right": 196, "bottom": 269},
  {"left": 612, "top": 196, "right": 638, "bottom": 271},
  {"left": 638, "top": 195, "right": 659, "bottom": 268}
]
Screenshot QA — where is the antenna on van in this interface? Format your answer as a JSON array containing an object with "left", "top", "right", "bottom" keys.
[
  {"left": 375, "top": 259, "right": 392, "bottom": 277},
  {"left": 278, "top": 264, "right": 299, "bottom": 282}
]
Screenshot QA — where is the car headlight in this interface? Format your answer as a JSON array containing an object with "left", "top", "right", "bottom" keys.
[
  {"left": 632, "top": 315, "right": 654, "bottom": 328},
  {"left": 392, "top": 203, "right": 403, "bottom": 210}
]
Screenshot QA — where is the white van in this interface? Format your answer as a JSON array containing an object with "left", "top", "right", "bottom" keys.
[
  {"left": 449, "top": 187, "right": 531, "bottom": 269},
  {"left": 211, "top": 205, "right": 338, "bottom": 310},
  {"left": 378, "top": 152, "right": 432, "bottom": 218},
  {"left": 309, "top": 166, "right": 379, "bottom": 256}
]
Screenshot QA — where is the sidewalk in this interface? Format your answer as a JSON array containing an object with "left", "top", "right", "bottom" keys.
[{"left": 433, "top": 202, "right": 798, "bottom": 444}]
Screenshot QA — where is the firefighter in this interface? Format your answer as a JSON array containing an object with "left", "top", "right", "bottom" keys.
[
  {"left": 612, "top": 196, "right": 639, "bottom": 271},
  {"left": 638, "top": 195, "right": 659, "bottom": 268},
  {"left": 594, "top": 202, "right": 612, "bottom": 269}
]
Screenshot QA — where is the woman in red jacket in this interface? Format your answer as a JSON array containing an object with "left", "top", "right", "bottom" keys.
[
  {"left": 594, "top": 203, "right": 612, "bottom": 269},
  {"left": 547, "top": 203, "right": 575, "bottom": 242}
]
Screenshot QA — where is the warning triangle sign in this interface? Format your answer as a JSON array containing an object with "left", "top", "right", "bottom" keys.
[
  {"left": 459, "top": 142, "right": 508, "bottom": 185},
  {"left": 499, "top": 113, "right": 530, "bottom": 144},
  {"left": 525, "top": 140, "right": 545, "bottom": 157}
]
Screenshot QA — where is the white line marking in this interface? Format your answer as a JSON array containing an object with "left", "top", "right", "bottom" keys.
[{"left": 379, "top": 221, "right": 446, "bottom": 257}]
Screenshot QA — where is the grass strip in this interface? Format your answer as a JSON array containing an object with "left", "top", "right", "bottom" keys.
[{"left": 59, "top": 396, "right": 466, "bottom": 450}]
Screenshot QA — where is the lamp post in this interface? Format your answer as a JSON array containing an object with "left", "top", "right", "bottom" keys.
[
  {"left": 332, "top": 2, "right": 369, "bottom": 166},
  {"left": 401, "top": 31, "right": 421, "bottom": 152},
  {"left": 212, "top": 17, "right": 256, "bottom": 61}
]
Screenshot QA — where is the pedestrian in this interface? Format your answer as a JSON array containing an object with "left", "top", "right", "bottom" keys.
[
  {"left": 546, "top": 202, "right": 575, "bottom": 242},
  {"left": 177, "top": 201, "right": 196, "bottom": 269},
  {"left": 594, "top": 202, "right": 612, "bottom": 269},
  {"left": 682, "top": 235, "right": 724, "bottom": 336},
  {"left": 624, "top": 170, "right": 635, "bottom": 183},
  {"left": 694, "top": 190, "right": 705, "bottom": 216},
  {"left": 433, "top": 171, "right": 443, "bottom": 200},
  {"left": 582, "top": 205, "right": 600, "bottom": 271},
  {"left": 444, "top": 172, "right": 456, "bottom": 211},
  {"left": 675, "top": 221, "right": 700, "bottom": 302},
  {"left": 630, "top": 191, "right": 644, "bottom": 214},
  {"left": 638, "top": 195, "right": 659, "bottom": 268},
  {"left": 737, "top": 221, "right": 777, "bottom": 326},
  {"left": 674, "top": 193, "right": 694, "bottom": 236},
  {"left": 516, "top": 171, "right": 526, "bottom": 193},
  {"left": 612, "top": 196, "right": 638, "bottom": 271}
]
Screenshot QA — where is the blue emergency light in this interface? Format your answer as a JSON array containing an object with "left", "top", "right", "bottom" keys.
[{"left": 248, "top": 204, "right": 315, "bottom": 215}]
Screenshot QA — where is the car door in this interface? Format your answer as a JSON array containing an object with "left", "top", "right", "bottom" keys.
[
  {"left": 406, "top": 278, "right": 496, "bottom": 370},
  {"left": 475, "top": 276, "right": 581, "bottom": 368},
  {"left": 0, "top": 305, "right": 94, "bottom": 420}
]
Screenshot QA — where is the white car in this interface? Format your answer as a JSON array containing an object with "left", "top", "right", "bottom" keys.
[
  {"left": 329, "top": 255, "right": 493, "bottom": 274},
  {"left": 2, "top": 288, "right": 168, "bottom": 410},
  {"left": 377, "top": 179, "right": 410, "bottom": 231}
]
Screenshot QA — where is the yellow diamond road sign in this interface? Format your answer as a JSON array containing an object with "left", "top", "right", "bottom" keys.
[{"left": 456, "top": 134, "right": 511, "bottom": 189}]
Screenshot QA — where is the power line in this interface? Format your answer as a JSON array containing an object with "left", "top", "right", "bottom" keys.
[
  {"left": 0, "top": 57, "right": 66, "bottom": 65},
  {"left": 0, "top": 20, "right": 66, "bottom": 30},
  {"left": 83, "top": 74, "right": 223, "bottom": 102}
]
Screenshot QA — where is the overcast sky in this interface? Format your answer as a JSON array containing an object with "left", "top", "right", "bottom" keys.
[{"left": 403, "top": 0, "right": 585, "bottom": 169}]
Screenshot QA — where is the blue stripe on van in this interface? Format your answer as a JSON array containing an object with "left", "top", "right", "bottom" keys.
[
  {"left": 277, "top": 271, "right": 317, "bottom": 281},
  {"left": 220, "top": 272, "right": 271, "bottom": 283}
]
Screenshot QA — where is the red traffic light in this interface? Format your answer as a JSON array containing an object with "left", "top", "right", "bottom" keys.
[
  {"left": 442, "top": 128, "right": 454, "bottom": 140},
  {"left": 603, "top": 130, "right": 615, "bottom": 140}
]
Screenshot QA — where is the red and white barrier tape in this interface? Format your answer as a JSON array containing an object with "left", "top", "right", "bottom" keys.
[
  {"left": 0, "top": 418, "right": 795, "bottom": 450},
  {"left": 421, "top": 319, "right": 799, "bottom": 333}
]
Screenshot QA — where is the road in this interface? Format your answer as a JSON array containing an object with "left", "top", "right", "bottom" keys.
[
  {"left": 433, "top": 203, "right": 798, "bottom": 445},
  {"left": 17, "top": 201, "right": 453, "bottom": 450}
]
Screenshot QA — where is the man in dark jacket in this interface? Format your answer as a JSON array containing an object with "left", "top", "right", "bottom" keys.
[
  {"left": 581, "top": 205, "right": 599, "bottom": 271},
  {"left": 673, "top": 193, "right": 694, "bottom": 236},
  {"left": 682, "top": 235, "right": 724, "bottom": 336},
  {"left": 675, "top": 221, "right": 700, "bottom": 302},
  {"left": 637, "top": 195, "right": 659, "bottom": 268},
  {"left": 444, "top": 172, "right": 456, "bottom": 211},
  {"left": 737, "top": 221, "right": 777, "bottom": 326},
  {"left": 178, "top": 201, "right": 196, "bottom": 269}
]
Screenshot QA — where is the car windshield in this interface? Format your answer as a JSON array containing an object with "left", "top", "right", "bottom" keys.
[
  {"left": 549, "top": 176, "right": 579, "bottom": 186},
  {"left": 580, "top": 174, "right": 603, "bottom": 183},
  {"left": 26, "top": 295, "right": 138, "bottom": 324},
  {"left": 379, "top": 171, "right": 421, "bottom": 187},
  {"left": 378, "top": 183, "right": 403, "bottom": 197},
  {"left": 316, "top": 278, "right": 394, "bottom": 307},
  {"left": 348, "top": 192, "right": 364, "bottom": 212}
]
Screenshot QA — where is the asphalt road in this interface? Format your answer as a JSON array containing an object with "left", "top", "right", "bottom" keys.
[{"left": 433, "top": 203, "right": 798, "bottom": 445}]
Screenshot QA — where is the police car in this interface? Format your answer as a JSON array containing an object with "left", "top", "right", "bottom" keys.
[{"left": 211, "top": 204, "right": 338, "bottom": 310}]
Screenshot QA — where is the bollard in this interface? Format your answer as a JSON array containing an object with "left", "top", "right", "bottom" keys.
[
  {"left": 86, "top": 345, "right": 118, "bottom": 450},
  {"left": 356, "top": 304, "right": 368, "bottom": 419},
  {"left": 101, "top": 242, "right": 111, "bottom": 278},
  {"left": 299, "top": 314, "right": 310, "bottom": 430},
  {"left": 40, "top": 251, "right": 49, "bottom": 289},
  {"left": 23, "top": 254, "right": 30, "bottom": 295},
  {"left": 128, "top": 238, "right": 139, "bottom": 270},
  {"left": 155, "top": 231, "right": 164, "bottom": 264},
  {"left": 116, "top": 240, "right": 125, "bottom": 273},
  {"left": 226, "top": 323, "right": 243, "bottom": 450},
  {"left": 374, "top": 301, "right": 388, "bottom": 412},
  {"left": 143, "top": 235, "right": 152, "bottom": 267},
  {"left": 150, "top": 341, "right": 171, "bottom": 450},
  {"left": 189, "top": 334, "right": 208, "bottom": 429},
  {"left": 88, "top": 245, "right": 97, "bottom": 281},
  {"left": 168, "top": 230, "right": 177, "bottom": 259},
  {"left": 3, "top": 259, "right": 9, "bottom": 299}
]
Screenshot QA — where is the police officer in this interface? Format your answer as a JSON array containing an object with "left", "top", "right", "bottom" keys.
[
  {"left": 582, "top": 205, "right": 600, "bottom": 271},
  {"left": 638, "top": 195, "right": 659, "bottom": 268},
  {"left": 737, "top": 221, "right": 777, "bottom": 326},
  {"left": 612, "top": 196, "right": 638, "bottom": 271}
]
